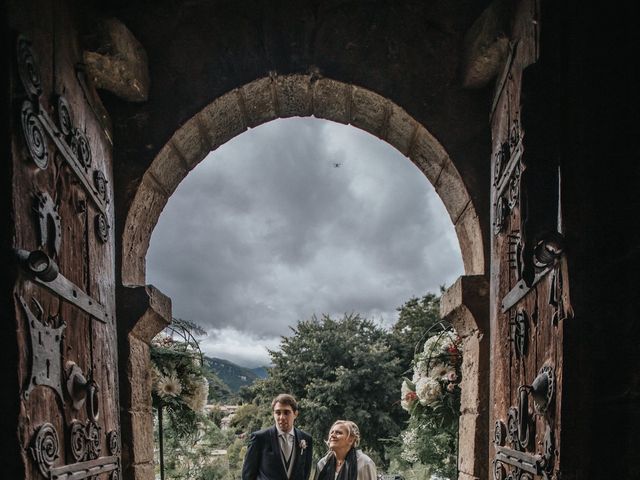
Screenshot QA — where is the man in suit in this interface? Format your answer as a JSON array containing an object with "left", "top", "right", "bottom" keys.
[{"left": 242, "top": 393, "right": 313, "bottom": 480}]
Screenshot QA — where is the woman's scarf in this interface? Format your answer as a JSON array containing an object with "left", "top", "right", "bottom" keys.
[{"left": 317, "top": 447, "right": 358, "bottom": 480}]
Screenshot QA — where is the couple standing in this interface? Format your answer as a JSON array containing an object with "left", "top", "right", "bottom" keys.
[{"left": 241, "top": 393, "right": 377, "bottom": 480}]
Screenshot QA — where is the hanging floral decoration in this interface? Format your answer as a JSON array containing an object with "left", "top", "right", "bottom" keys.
[
  {"left": 151, "top": 319, "right": 209, "bottom": 437},
  {"left": 398, "top": 324, "right": 462, "bottom": 478}
]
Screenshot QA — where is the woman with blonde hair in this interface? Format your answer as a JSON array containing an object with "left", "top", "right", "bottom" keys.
[{"left": 314, "top": 420, "right": 377, "bottom": 480}]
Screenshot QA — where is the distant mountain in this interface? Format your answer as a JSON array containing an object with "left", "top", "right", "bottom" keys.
[
  {"left": 250, "top": 366, "right": 269, "bottom": 379},
  {"left": 203, "top": 356, "right": 262, "bottom": 392}
]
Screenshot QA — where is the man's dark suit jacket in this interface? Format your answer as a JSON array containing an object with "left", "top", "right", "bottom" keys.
[{"left": 241, "top": 425, "right": 313, "bottom": 480}]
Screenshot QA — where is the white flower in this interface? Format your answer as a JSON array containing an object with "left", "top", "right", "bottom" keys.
[
  {"left": 429, "top": 363, "right": 452, "bottom": 380},
  {"left": 401, "top": 379, "right": 418, "bottom": 411},
  {"left": 415, "top": 377, "right": 442, "bottom": 406},
  {"left": 414, "top": 359, "right": 429, "bottom": 378},
  {"left": 400, "top": 428, "right": 419, "bottom": 463},
  {"left": 184, "top": 377, "right": 209, "bottom": 412},
  {"left": 299, "top": 439, "right": 307, "bottom": 452},
  {"left": 156, "top": 374, "right": 182, "bottom": 398},
  {"left": 423, "top": 330, "right": 459, "bottom": 357}
]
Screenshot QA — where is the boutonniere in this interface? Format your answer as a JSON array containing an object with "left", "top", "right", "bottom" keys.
[{"left": 299, "top": 439, "right": 307, "bottom": 453}]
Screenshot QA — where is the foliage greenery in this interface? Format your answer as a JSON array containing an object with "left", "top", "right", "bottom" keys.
[{"left": 242, "top": 313, "right": 404, "bottom": 465}]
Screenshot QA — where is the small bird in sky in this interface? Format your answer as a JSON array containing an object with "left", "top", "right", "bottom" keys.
[{"left": 333, "top": 162, "right": 342, "bottom": 168}]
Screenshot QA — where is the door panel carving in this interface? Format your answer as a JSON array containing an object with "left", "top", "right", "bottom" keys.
[
  {"left": 490, "top": 2, "right": 569, "bottom": 479},
  {"left": 11, "top": 24, "right": 120, "bottom": 480}
]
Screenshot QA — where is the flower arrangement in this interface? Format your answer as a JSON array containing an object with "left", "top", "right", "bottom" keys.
[
  {"left": 398, "top": 325, "right": 462, "bottom": 478},
  {"left": 401, "top": 329, "right": 461, "bottom": 413},
  {"left": 151, "top": 326, "right": 210, "bottom": 437},
  {"left": 299, "top": 439, "right": 307, "bottom": 453}
]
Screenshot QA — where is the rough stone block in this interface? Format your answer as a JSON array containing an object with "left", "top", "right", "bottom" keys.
[
  {"left": 458, "top": 413, "right": 487, "bottom": 479},
  {"left": 171, "top": 112, "right": 213, "bottom": 167},
  {"left": 408, "top": 126, "right": 447, "bottom": 184},
  {"left": 454, "top": 205, "right": 485, "bottom": 275},
  {"left": 460, "top": 334, "right": 481, "bottom": 414},
  {"left": 275, "top": 74, "right": 312, "bottom": 118},
  {"left": 457, "top": 472, "right": 481, "bottom": 480},
  {"left": 147, "top": 143, "right": 187, "bottom": 196},
  {"left": 241, "top": 77, "right": 277, "bottom": 128},
  {"left": 440, "top": 275, "right": 489, "bottom": 332},
  {"left": 83, "top": 18, "right": 149, "bottom": 102},
  {"left": 127, "top": 335, "right": 153, "bottom": 411},
  {"left": 461, "top": 0, "right": 511, "bottom": 90},
  {"left": 313, "top": 78, "right": 350, "bottom": 124},
  {"left": 386, "top": 104, "right": 417, "bottom": 156},
  {"left": 200, "top": 94, "right": 247, "bottom": 151},
  {"left": 350, "top": 87, "right": 387, "bottom": 135},
  {"left": 125, "top": 461, "right": 155, "bottom": 480},
  {"left": 129, "top": 410, "right": 155, "bottom": 464},
  {"left": 124, "top": 285, "right": 172, "bottom": 342},
  {"left": 435, "top": 160, "right": 472, "bottom": 224},
  {"left": 122, "top": 182, "right": 169, "bottom": 285}
]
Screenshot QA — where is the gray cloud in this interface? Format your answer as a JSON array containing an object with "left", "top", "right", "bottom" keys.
[{"left": 147, "top": 118, "right": 463, "bottom": 366}]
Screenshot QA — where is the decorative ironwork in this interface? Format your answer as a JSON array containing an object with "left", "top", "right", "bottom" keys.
[
  {"left": 529, "top": 365, "right": 555, "bottom": 414},
  {"left": 494, "top": 195, "right": 509, "bottom": 234},
  {"left": 22, "top": 94, "right": 108, "bottom": 215},
  {"left": 494, "top": 420, "right": 506, "bottom": 447},
  {"left": 88, "top": 381, "right": 100, "bottom": 422},
  {"left": 70, "top": 128, "right": 92, "bottom": 170},
  {"left": 22, "top": 249, "right": 60, "bottom": 282},
  {"left": 49, "top": 455, "right": 118, "bottom": 480},
  {"left": 94, "top": 170, "right": 108, "bottom": 202},
  {"left": 86, "top": 420, "right": 102, "bottom": 460},
  {"left": 70, "top": 420, "right": 88, "bottom": 462},
  {"left": 507, "top": 406, "right": 521, "bottom": 449},
  {"left": 30, "top": 423, "right": 60, "bottom": 477},
  {"left": 56, "top": 95, "right": 74, "bottom": 137},
  {"left": 17, "top": 35, "right": 43, "bottom": 97},
  {"left": 507, "top": 232, "right": 523, "bottom": 280},
  {"left": 95, "top": 213, "right": 110, "bottom": 243},
  {"left": 533, "top": 232, "right": 565, "bottom": 269},
  {"left": 21, "top": 100, "right": 49, "bottom": 169},
  {"left": 494, "top": 140, "right": 510, "bottom": 186},
  {"left": 107, "top": 430, "right": 120, "bottom": 456},
  {"left": 15, "top": 249, "right": 110, "bottom": 322},
  {"left": 501, "top": 266, "right": 553, "bottom": 312},
  {"left": 493, "top": 459, "right": 506, "bottom": 480},
  {"left": 111, "top": 468, "right": 121, "bottom": 480},
  {"left": 511, "top": 308, "right": 528, "bottom": 358},
  {"left": 66, "top": 361, "right": 89, "bottom": 410},
  {"left": 35, "top": 191, "right": 62, "bottom": 256},
  {"left": 509, "top": 119, "right": 521, "bottom": 150},
  {"left": 506, "top": 161, "right": 521, "bottom": 210},
  {"left": 18, "top": 294, "right": 66, "bottom": 401},
  {"left": 494, "top": 426, "right": 554, "bottom": 480}
]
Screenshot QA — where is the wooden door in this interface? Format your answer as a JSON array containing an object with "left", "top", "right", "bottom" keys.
[
  {"left": 8, "top": 11, "right": 121, "bottom": 480},
  {"left": 489, "top": 2, "right": 569, "bottom": 479}
]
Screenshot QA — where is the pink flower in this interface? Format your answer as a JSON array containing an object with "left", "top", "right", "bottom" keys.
[
  {"left": 446, "top": 372, "right": 458, "bottom": 382},
  {"left": 405, "top": 391, "right": 418, "bottom": 402},
  {"left": 447, "top": 383, "right": 456, "bottom": 392}
]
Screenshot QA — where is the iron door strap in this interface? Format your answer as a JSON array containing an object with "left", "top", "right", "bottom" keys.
[{"left": 15, "top": 249, "right": 110, "bottom": 323}]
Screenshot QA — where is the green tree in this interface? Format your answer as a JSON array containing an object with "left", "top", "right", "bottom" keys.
[
  {"left": 250, "top": 313, "right": 404, "bottom": 464},
  {"left": 390, "top": 292, "right": 442, "bottom": 373}
]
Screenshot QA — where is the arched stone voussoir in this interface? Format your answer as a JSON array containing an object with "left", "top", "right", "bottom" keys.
[
  {"left": 274, "top": 74, "right": 313, "bottom": 118},
  {"left": 122, "top": 74, "right": 486, "bottom": 286},
  {"left": 240, "top": 77, "right": 278, "bottom": 128},
  {"left": 122, "top": 179, "right": 170, "bottom": 286},
  {"left": 312, "top": 78, "right": 352, "bottom": 125}
]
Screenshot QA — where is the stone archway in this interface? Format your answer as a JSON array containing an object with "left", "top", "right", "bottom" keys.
[
  {"left": 121, "top": 74, "right": 484, "bottom": 287},
  {"left": 119, "top": 74, "right": 487, "bottom": 480}
]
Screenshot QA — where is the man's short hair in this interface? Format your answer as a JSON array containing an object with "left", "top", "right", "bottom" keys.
[{"left": 271, "top": 393, "right": 298, "bottom": 412}]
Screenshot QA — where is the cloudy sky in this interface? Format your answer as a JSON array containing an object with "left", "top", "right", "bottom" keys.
[{"left": 146, "top": 118, "right": 463, "bottom": 367}]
